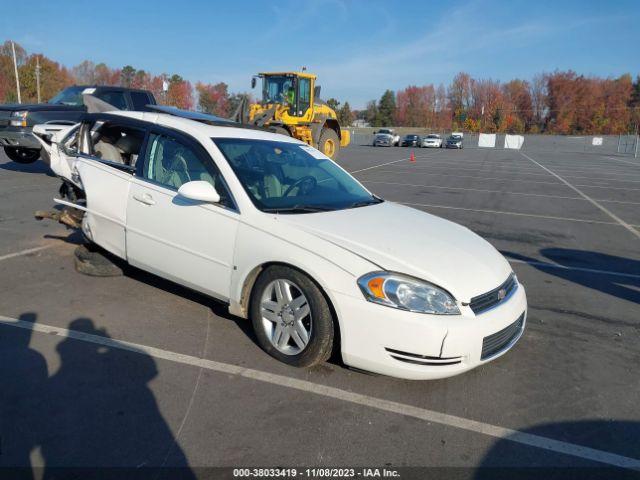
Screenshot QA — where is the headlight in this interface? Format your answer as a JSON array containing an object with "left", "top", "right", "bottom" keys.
[
  {"left": 358, "top": 271, "right": 460, "bottom": 315},
  {"left": 10, "top": 111, "right": 28, "bottom": 127}
]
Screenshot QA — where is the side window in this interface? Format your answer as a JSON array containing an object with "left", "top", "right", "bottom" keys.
[
  {"left": 89, "top": 121, "right": 146, "bottom": 167},
  {"left": 142, "top": 133, "right": 232, "bottom": 207},
  {"left": 297, "top": 78, "right": 311, "bottom": 116},
  {"left": 60, "top": 125, "right": 80, "bottom": 156},
  {"left": 130, "top": 92, "right": 150, "bottom": 111},
  {"left": 95, "top": 91, "right": 128, "bottom": 110}
]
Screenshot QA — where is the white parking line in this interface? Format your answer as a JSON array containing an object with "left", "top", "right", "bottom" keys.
[
  {"left": 0, "top": 244, "right": 56, "bottom": 262},
  {"left": 400, "top": 201, "right": 629, "bottom": 226},
  {"left": 1, "top": 315, "right": 638, "bottom": 471},
  {"left": 366, "top": 170, "right": 565, "bottom": 186},
  {"left": 508, "top": 258, "right": 640, "bottom": 280},
  {"left": 520, "top": 152, "right": 640, "bottom": 240},
  {"left": 348, "top": 152, "right": 439, "bottom": 174},
  {"left": 606, "top": 156, "right": 640, "bottom": 166},
  {"left": 388, "top": 162, "right": 640, "bottom": 179},
  {"left": 362, "top": 181, "right": 640, "bottom": 205},
  {"left": 365, "top": 169, "right": 640, "bottom": 191},
  {"left": 389, "top": 164, "right": 640, "bottom": 183}
]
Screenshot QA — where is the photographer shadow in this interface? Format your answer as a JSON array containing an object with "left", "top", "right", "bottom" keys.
[{"left": 0, "top": 313, "right": 196, "bottom": 479}]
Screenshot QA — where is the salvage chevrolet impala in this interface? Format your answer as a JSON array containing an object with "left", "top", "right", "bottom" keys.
[{"left": 47, "top": 110, "right": 527, "bottom": 380}]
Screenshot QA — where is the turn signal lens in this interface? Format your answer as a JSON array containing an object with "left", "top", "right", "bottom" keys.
[
  {"left": 367, "top": 277, "right": 385, "bottom": 299},
  {"left": 357, "top": 271, "right": 460, "bottom": 315}
]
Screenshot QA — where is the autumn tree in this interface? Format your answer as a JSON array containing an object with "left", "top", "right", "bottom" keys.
[
  {"left": 448, "top": 72, "right": 473, "bottom": 126},
  {"left": 364, "top": 100, "right": 378, "bottom": 126},
  {"left": 326, "top": 98, "right": 340, "bottom": 111},
  {"left": 196, "top": 81, "right": 229, "bottom": 116},
  {"left": 18, "top": 54, "right": 74, "bottom": 102},
  {"left": 165, "top": 74, "right": 193, "bottom": 109},
  {"left": 338, "top": 101, "right": 354, "bottom": 126}
]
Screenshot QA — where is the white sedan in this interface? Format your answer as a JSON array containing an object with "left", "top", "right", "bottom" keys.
[
  {"left": 421, "top": 134, "right": 443, "bottom": 148},
  {"left": 45, "top": 110, "right": 526, "bottom": 380}
]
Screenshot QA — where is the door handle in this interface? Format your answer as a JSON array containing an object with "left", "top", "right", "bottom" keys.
[{"left": 133, "top": 193, "right": 155, "bottom": 205}]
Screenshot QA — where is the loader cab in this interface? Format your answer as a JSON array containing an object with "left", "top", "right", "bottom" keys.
[{"left": 258, "top": 72, "right": 314, "bottom": 119}]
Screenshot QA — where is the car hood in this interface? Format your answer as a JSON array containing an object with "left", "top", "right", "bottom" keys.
[
  {"left": 375, "top": 133, "right": 393, "bottom": 138},
  {"left": 0, "top": 103, "right": 84, "bottom": 112},
  {"left": 279, "top": 202, "right": 511, "bottom": 301}
]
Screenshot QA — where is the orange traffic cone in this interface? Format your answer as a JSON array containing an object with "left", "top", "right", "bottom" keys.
[{"left": 410, "top": 152, "right": 416, "bottom": 162}]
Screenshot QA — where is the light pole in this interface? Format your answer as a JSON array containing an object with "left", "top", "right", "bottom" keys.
[{"left": 11, "top": 41, "right": 21, "bottom": 104}]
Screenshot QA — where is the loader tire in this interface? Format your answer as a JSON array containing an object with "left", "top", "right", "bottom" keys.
[
  {"left": 74, "top": 244, "right": 123, "bottom": 277},
  {"left": 318, "top": 128, "right": 340, "bottom": 159},
  {"left": 271, "top": 126, "right": 290, "bottom": 137}
]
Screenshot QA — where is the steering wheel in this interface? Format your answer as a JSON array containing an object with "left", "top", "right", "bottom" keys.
[{"left": 284, "top": 176, "right": 317, "bottom": 197}]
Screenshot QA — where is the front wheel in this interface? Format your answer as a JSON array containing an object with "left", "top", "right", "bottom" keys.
[
  {"left": 318, "top": 128, "right": 340, "bottom": 159},
  {"left": 4, "top": 147, "right": 40, "bottom": 164},
  {"left": 250, "top": 266, "right": 334, "bottom": 367}
]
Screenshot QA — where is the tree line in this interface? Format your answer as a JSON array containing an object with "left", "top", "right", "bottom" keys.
[
  {"left": 1, "top": 40, "right": 639, "bottom": 134},
  {"left": 358, "top": 72, "right": 640, "bottom": 134},
  {"left": 0, "top": 40, "right": 248, "bottom": 117}
]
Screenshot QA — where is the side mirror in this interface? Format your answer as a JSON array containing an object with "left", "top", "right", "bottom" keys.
[
  {"left": 373, "top": 131, "right": 377, "bottom": 135},
  {"left": 177, "top": 181, "right": 221, "bottom": 203},
  {"left": 251, "top": 77, "right": 257, "bottom": 89}
]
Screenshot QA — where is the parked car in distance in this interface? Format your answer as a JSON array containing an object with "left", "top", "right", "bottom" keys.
[
  {"left": 0, "top": 85, "right": 157, "bottom": 164},
  {"left": 446, "top": 135, "right": 464, "bottom": 149},
  {"left": 401, "top": 134, "right": 421, "bottom": 147},
  {"left": 372, "top": 128, "right": 400, "bottom": 147},
  {"left": 47, "top": 109, "right": 527, "bottom": 380},
  {"left": 421, "top": 134, "right": 443, "bottom": 148}
]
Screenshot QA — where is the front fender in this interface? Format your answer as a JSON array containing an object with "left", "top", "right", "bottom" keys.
[{"left": 228, "top": 220, "right": 376, "bottom": 325}]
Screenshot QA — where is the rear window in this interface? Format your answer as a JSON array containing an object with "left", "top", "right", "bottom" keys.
[
  {"left": 131, "top": 92, "right": 151, "bottom": 110},
  {"left": 95, "top": 91, "right": 128, "bottom": 110}
]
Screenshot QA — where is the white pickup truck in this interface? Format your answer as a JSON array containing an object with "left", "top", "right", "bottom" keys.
[{"left": 372, "top": 128, "right": 400, "bottom": 147}]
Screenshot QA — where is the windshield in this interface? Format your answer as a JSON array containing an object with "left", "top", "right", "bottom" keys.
[
  {"left": 427, "top": 135, "right": 439, "bottom": 139},
  {"left": 214, "top": 138, "right": 381, "bottom": 213},
  {"left": 378, "top": 129, "right": 391, "bottom": 134},
  {"left": 262, "top": 76, "right": 295, "bottom": 104},
  {"left": 49, "top": 86, "right": 85, "bottom": 106}
]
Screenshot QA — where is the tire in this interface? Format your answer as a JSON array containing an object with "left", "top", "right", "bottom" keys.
[
  {"left": 271, "top": 126, "right": 290, "bottom": 137},
  {"left": 250, "top": 265, "right": 334, "bottom": 368},
  {"left": 4, "top": 147, "right": 40, "bottom": 164},
  {"left": 74, "top": 244, "right": 124, "bottom": 277},
  {"left": 318, "top": 128, "right": 340, "bottom": 159}
]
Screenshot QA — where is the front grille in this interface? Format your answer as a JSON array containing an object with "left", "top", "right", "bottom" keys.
[
  {"left": 385, "top": 347, "right": 462, "bottom": 366},
  {"left": 481, "top": 313, "right": 525, "bottom": 360},
  {"left": 470, "top": 273, "right": 517, "bottom": 315}
]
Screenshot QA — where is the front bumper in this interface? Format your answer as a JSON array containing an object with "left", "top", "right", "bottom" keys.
[
  {"left": 422, "top": 142, "right": 441, "bottom": 148},
  {"left": 446, "top": 143, "right": 462, "bottom": 149},
  {"left": 0, "top": 128, "right": 41, "bottom": 149},
  {"left": 333, "top": 282, "right": 527, "bottom": 380},
  {"left": 373, "top": 140, "right": 392, "bottom": 146}
]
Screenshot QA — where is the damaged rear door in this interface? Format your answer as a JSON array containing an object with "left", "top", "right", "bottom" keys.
[{"left": 71, "top": 115, "right": 149, "bottom": 259}]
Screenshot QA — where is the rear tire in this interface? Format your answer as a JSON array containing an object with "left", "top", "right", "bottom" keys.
[
  {"left": 4, "top": 147, "right": 40, "bottom": 164},
  {"left": 250, "top": 265, "right": 334, "bottom": 368},
  {"left": 318, "top": 128, "right": 340, "bottom": 159}
]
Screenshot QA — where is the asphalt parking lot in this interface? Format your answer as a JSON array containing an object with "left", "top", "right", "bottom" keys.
[{"left": 1, "top": 143, "right": 639, "bottom": 478}]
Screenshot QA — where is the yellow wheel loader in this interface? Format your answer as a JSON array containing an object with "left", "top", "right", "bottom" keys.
[{"left": 234, "top": 71, "right": 350, "bottom": 159}]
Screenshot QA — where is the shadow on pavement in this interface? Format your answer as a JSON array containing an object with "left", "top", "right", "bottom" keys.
[
  {"left": 475, "top": 420, "right": 640, "bottom": 479},
  {"left": 0, "top": 158, "right": 55, "bottom": 177},
  {"left": 0, "top": 313, "right": 196, "bottom": 479},
  {"left": 503, "top": 248, "right": 640, "bottom": 305}
]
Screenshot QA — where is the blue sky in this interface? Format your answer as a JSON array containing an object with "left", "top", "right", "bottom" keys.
[{"left": 2, "top": 0, "right": 639, "bottom": 109}]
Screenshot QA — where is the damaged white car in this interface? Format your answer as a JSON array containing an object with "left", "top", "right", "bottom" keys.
[{"left": 37, "top": 109, "right": 527, "bottom": 380}]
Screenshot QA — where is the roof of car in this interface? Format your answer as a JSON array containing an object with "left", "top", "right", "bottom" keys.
[{"left": 107, "top": 110, "right": 304, "bottom": 142}]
